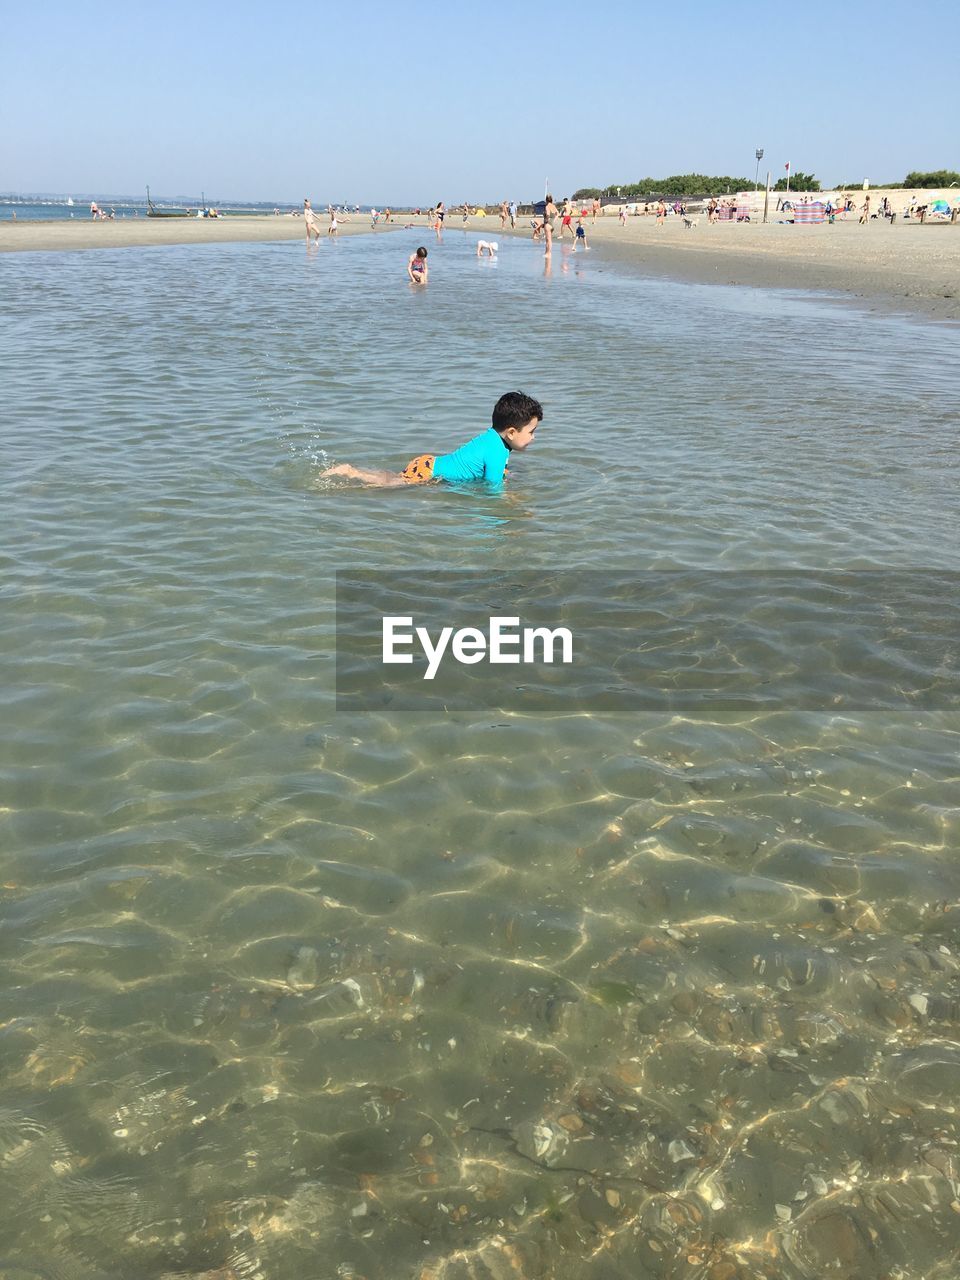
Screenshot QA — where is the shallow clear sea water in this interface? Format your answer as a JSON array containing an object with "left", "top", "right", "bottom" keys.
[{"left": 2, "top": 231, "right": 960, "bottom": 1280}]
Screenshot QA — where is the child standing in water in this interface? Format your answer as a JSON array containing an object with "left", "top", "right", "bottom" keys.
[
  {"left": 324, "top": 391, "right": 543, "bottom": 487},
  {"left": 407, "top": 246, "right": 429, "bottom": 284}
]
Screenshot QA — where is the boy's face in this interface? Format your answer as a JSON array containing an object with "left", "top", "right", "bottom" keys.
[{"left": 504, "top": 417, "right": 540, "bottom": 451}]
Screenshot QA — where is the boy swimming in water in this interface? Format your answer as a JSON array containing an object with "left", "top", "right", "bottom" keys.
[{"left": 324, "top": 391, "right": 543, "bottom": 488}]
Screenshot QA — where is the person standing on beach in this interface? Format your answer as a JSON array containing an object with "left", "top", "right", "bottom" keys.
[
  {"left": 304, "top": 199, "right": 322, "bottom": 243},
  {"left": 592, "top": 197, "right": 601, "bottom": 223},
  {"left": 328, "top": 208, "right": 339, "bottom": 236},
  {"left": 543, "top": 195, "right": 558, "bottom": 255},
  {"left": 509, "top": 199, "right": 517, "bottom": 228},
  {"left": 500, "top": 200, "right": 508, "bottom": 229},
  {"left": 559, "top": 199, "right": 575, "bottom": 241},
  {"left": 656, "top": 200, "right": 666, "bottom": 226},
  {"left": 859, "top": 195, "right": 871, "bottom": 225}
]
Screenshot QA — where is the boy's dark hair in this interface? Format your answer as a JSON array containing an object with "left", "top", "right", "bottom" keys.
[
  {"left": 492, "top": 391, "right": 544, "bottom": 433},
  {"left": 416, "top": 246, "right": 428, "bottom": 258}
]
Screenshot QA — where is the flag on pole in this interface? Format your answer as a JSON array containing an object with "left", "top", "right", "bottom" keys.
[{"left": 785, "top": 162, "right": 790, "bottom": 172}]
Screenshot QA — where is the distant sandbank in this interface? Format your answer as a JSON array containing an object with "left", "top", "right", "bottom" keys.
[
  {"left": 0, "top": 214, "right": 382, "bottom": 253},
  {"left": 2, "top": 209, "right": 957, "bottom": 323}
]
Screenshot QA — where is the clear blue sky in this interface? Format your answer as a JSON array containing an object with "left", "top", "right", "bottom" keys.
[{"left": 3, "top": 0, "right": 956, "bottom": 203}]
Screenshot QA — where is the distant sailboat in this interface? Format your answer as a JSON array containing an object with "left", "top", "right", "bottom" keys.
[
  {"left": 66, "top": 197, "right": 74, "bottom": 206},
  {"left": 145, "top": 185, "right": 189, "bottom": 218}
]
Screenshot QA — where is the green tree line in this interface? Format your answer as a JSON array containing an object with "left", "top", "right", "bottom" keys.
[
  {"left": 904, "top": 170, "right": 960, "bottom": 188},
  {"left": 772, "top": 172, "right": 820, "bottom": 191},
  {"left": 573, "top": 168, "right": 958, "bottom": 200},
  {"left": 572, "top": 174, "right": 751, "bottom": 199},
  {"left": 839, "top": 170, "right": 960, "bottom": 189}
]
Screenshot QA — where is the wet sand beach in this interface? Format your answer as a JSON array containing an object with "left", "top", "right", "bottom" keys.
[
  {"left": 3, "top": 210, "right": 958, "bottom": 322},
  {"left": 564, "top": 215, "right": 960, "bottom": 323},
  {"left": 468, "top": 213, "right": 960, "bottom": 324}
]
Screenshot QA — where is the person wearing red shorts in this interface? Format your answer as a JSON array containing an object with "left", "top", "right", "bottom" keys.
[{"left": 559, "top": 198, "right": 575, "bottom": 241}]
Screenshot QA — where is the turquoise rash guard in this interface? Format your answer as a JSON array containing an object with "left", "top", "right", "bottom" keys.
[{"left": 432, "top": 428, "right": 509, "bottom": 483}]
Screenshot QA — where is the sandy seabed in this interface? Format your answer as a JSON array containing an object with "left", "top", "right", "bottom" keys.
[{"left": 2, "top": 212, "right": 958, "bottom": 323}]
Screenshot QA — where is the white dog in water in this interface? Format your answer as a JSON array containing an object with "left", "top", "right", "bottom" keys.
[{"left": 477, "top": 240, "right": 499, "bottom": 256}]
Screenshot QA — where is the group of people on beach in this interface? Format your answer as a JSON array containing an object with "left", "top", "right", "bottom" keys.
[
  {"left": 369, "top": 194, "right": 598, "bottom": 257},
  {"left": 303, "top": 199, "right": 345, "bottom": 242},
  {"left": 424, "top": 201, "right": 490, "bottom": 240},
  {"left": 305, "top": 201, "right": 413, "bottom": 239},
  {"left": 532, "top": 197, "right": 592, "bottom": 255}
]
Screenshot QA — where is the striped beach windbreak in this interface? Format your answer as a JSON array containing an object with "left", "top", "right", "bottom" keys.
[{"left": 792, "top": 201, "right": 826, "bottom": 224}]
